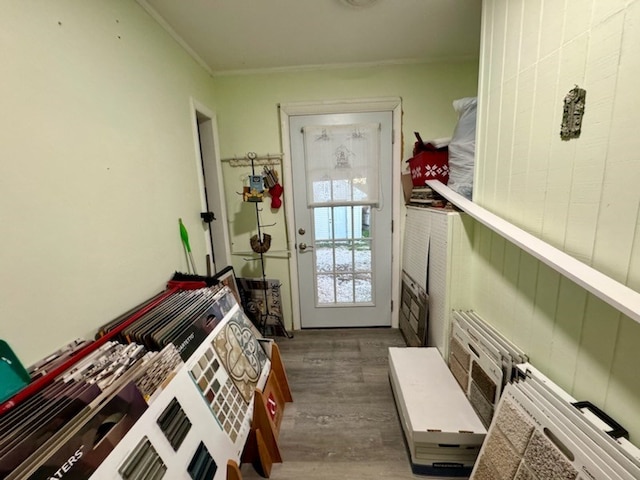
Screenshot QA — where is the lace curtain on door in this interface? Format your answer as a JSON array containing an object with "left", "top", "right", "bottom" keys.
[{"left": 302, "top": 123, "right": 381, "bottom": 207}]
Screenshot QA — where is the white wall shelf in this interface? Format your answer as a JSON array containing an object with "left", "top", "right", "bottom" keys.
[{"left": 427, "top": 180, "right": 640, "bottom": 325}]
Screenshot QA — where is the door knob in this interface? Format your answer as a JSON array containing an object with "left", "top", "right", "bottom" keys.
[{"left": 299, "top": 242, "right": 314, "bottom": 252}]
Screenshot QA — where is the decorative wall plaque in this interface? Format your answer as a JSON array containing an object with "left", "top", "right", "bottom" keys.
[{"left": 560, "top": 85, "right": 586, "bottom": 140}]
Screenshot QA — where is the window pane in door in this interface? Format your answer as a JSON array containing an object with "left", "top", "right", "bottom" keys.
[
  {"left": 313, "top": 207, "right": 333, "bottom": 240},
  {"left": 312, "top": 205, "right": 374, "bottom": 307},
  {"left": 316, "top": 274, "right": 335, "bottom": 304},
  {"left": 315, "top": 243, "right": 334, "bottom": 273},
  {"left": 354, "top": 242, "right": 371, "bottom": 272},
  {"left": 356, "top": 206, "right": 371, "bottom": 239},
  {"left": 332, "top": 179, "right": 351, "bottom": 203},
  {"left": 312, "top": 180, "right": 332, "bottom": 204},
  {"left": 355, "top": 273, "right": 372, "bottom": 302},
  {"left": 336, "top": 274, "right": 354, "bottom": 303},
  {"left": 334, "top": 241, "right": 353, "bottom": 273}
]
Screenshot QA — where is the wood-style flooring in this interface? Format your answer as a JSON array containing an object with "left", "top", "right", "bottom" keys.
[{"left": 240, "top": 328, "right": 424, "bottom": 480}]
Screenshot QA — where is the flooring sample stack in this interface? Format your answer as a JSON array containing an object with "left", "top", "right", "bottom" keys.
[
  {"left": 389, "top": 347, "right": 486, "bottom": 477},
  {"left": 448, "top": 310, "right": 527, "bottom": 428},
  {"left": 470, "top": 367, "right": 640, "bottom": 480},
  {"left": 2, "top": 342, "right": 180, "bottom": 480}
]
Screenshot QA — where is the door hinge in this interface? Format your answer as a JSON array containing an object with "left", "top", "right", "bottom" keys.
[
  {"left": 391, "top": 220, "right": 394, "bottom": 233},
  {"left": 391, "top": 300, "right": 394, "bottom": 312}
]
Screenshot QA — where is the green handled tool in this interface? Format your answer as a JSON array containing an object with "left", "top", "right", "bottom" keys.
[{"left": 179, "top": 218, "right": 198, "bottom": 275}]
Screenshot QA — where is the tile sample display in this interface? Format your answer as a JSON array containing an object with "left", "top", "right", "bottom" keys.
[
  {"left": 213, "top": 308, "right": 268, "bottom": 403},
  {"left": 93, "top": 298, "right": 270, "bottom": 479},
  {"left": 189, "top": 350, "right": 248, "bottom": 445}
]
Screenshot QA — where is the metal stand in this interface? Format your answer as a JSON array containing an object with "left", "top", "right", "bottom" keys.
[{"left": 246, "top": 153, "right": 293, "bottom": 339}]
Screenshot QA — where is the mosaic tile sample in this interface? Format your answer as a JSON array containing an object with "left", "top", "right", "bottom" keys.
[
  {"left": 189, "top": 345, "right": 249, "bottom": 444},
  {"left": 118, "top": 436, "right": 166, "bottom": 480},
  {"left": 135, "top": 345, "right": 182, "bottom": 401},
  {"left": 213, "top": 309, "right": 268, "bottom": 403},
  {"left": 156, "top": 397, "right": 191, "bottom": 451},
  {"left": 188, "top": 441, "right": 217, "bottom": 480}
]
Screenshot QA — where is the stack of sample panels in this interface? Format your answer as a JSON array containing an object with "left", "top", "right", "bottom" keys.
[
  {"left": 92, "top": 299, "right": 271, "bottom": 480},
  {"left": 389, "top": 347, "right": 486, "bottom": 477},
  {"left": 470, "top": 365, "right": 640, "bottom": 479},
  {"left": 27, "top": 338, "right": 90, "bottom": 381},
  {"left": 448, "top": 310, "right": 527, "bottom": 427},
  {"left": 97, "top": 286, "right": 236, "bottom": 362},
  {"left": 399, "top": 271, "right": 428, "bottom": 346},
  {"left": 2, "top": 286, "right": 269, "bottom": 480},
  {"left": 2, "top": 342, "right": 182, "bottom": 479}
]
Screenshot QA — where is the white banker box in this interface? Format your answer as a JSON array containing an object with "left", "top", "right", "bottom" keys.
[{"left": 388, "top": 347, "right": 486, "bottom": 476}]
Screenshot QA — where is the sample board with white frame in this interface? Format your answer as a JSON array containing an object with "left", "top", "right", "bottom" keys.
[{"left": 92, "top": 300, "right": 270, "bottom": 480}]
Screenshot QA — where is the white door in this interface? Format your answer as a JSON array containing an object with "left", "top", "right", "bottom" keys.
[{"left": 289, "top": 112, "right": 393, "bottom": 328}]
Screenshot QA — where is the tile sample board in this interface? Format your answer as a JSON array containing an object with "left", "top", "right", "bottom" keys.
[
  {"left": 213, "top": 308, "right": 269, "bottom": 404},
  {"left": 398, "top": 272, "right": 428, "bottom": 347},
  {"left": 92, "top": 300, "right": 270, "bottom": 480}
]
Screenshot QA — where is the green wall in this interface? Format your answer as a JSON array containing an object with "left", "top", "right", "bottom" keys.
[
  {"left": 211, "top": 62, "right": 479, "bottom": 329},
  {"left": 0, "top": 0, "right": 219, "bottom": 364},
  {"left": 473, "top": 0, "right": 640, "bottom": 442}
]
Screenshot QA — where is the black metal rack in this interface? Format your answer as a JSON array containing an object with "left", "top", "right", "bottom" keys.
[{"left": 244, "top": 152, "right": 293, "bottom": 338}]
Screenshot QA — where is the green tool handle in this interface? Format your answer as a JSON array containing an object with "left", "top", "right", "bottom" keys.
[
  {"left": 179, "top": 218, "right": 192, "bottom": 252},
  {"left": 179, "top": 218, "right": 198, "bottom": 274}
]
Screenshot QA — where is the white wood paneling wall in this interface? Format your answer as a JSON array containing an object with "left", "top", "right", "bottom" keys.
[{"left": 473, "top": 0, "right": 640, "bottom": 441}]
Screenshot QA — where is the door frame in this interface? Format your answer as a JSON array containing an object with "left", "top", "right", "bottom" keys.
[
  {"left": 190, "top": 98, "right": 232, "bottom": 272},
  {"left": 279, "top": 97, "right": 402, "bottom": 330}
]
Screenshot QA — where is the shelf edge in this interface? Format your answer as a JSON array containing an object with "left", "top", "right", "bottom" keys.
[{"left": 426, "top": 180, "right": 640, "bottom": 325}]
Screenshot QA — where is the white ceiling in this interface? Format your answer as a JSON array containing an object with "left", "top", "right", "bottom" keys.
[{"left": 138, "top": 0, "right": 482, "bottom": 75}]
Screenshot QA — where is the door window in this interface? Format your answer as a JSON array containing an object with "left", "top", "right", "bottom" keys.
[{"left": 312, "top": 205, "right": 373, "bottom": 306}]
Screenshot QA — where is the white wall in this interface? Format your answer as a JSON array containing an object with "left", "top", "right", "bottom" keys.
[
  {"left": 472, "top": 0, "right": 640, "bottom": 441},
  {"left": 0, "top": 0, "right": 218, "bottom": 365}
]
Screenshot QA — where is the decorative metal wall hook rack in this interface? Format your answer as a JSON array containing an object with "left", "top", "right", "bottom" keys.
[
  {"left": 239, "top": 151, "right": 293, "bottom": 339},
  {"left": 221, "top": 152, "right": 283, "bottom": 167}
]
